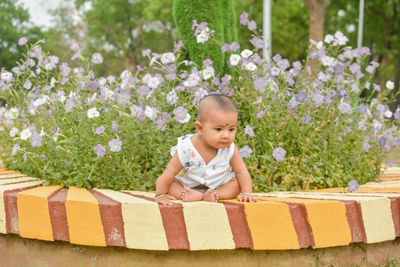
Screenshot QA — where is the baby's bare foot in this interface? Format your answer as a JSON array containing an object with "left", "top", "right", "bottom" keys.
[
  {"left": 181, "top": 188, "right": 203, "bottom": 202},
  {"left": 203, "top": 189, "right": 219, "bottom": 202}
]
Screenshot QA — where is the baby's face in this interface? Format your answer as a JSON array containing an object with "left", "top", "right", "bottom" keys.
[{"left": 200, "top": 110, "right": 237, "bottom": 149}]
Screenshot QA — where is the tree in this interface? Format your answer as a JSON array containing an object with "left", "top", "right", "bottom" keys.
[
  {"left": 75, "top": 0, "right": 175, "bottom": 75},
  {"left": 173, "top": 0, "right": 238, "bottom": 74},
  {"left": 305, "top": 0, "right": 331, "bottom": 42},
  {"left": 0, "top": 0, "right": 43, "bottom": 69}
]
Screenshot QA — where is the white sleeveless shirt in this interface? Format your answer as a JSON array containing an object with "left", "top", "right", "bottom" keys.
[{"left": 171, "top": 134, "right": 236, "bottom": 190}]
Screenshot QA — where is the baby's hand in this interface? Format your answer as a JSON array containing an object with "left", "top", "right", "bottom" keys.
[
  {"left": 155, "top": 194, "right": 176, "bottom": 205},
  {"left": 237, "top": 193, "right": 257, "bottom": 203}
]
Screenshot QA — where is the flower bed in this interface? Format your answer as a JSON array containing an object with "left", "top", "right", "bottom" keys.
[{"left": 0, "top": 14, "right": 399, "bottom": 192}]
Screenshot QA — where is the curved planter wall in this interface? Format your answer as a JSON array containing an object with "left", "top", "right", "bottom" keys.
[{"left": 1, "top": 167, "right": 400, "bottom": 251}]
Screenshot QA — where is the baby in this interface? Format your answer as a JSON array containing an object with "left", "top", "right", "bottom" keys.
[{"left": 155, "top": 94, "right": 257, "bottom": 205}]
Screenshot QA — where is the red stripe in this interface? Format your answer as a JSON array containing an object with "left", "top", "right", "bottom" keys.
[
  {"left": 341, "top": 200, "right": 367, "bottom": 243},
  {"left": 48, "top": 189, "right": 69, "bottom": 242},
  {"left": 389, "top": 197, "right": 400, "bottom": 237},
  {"left": 123, "top": 192, "right": 190, "bottom": 250},
  {"left": 286, "top": 203, "right": 315, "bottom": 248},
  {"left": 92, "top": 190, "right": 126, "bottom": 247},
  {"left": 222, "top": 201, "right": 253, "bottom": 249}
]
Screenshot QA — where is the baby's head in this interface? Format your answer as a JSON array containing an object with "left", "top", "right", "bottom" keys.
[
  {"left": 195, "top": 94, "right": 238, "bottom": 149},
  {"left": 197, "top": 94, "right": 237, "bottom": 123}
]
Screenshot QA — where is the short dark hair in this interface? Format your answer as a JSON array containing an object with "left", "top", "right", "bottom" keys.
[{"left": 197, "top": 94, "right": 237, "bottom": 122}]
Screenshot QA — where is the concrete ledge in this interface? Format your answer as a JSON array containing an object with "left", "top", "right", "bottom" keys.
[{"left": 1, "top": 169, "right": 400, "bottom": 251}]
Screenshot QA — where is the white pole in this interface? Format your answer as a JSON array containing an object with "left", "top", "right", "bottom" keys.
[
  {"left": 263, "top": 0, "right": 271, "bottom": 61},
  {"left": 357, "top": 0, "right": 365, "bottom": 49}
]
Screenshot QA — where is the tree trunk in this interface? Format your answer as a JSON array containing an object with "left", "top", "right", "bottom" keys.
[
  {"left": 305, "top": 0, "right": 331, "bottom": 42},
  {"left": 305, "top": 0, "right": 330, "bottom": 74}
]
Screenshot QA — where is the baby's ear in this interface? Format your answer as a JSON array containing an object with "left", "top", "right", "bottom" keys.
[{"left": 195, "top": 121, "right": 203, "bottom": 134}]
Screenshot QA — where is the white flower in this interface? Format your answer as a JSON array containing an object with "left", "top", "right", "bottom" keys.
[
  {"left": 202, "top": 67, "right": 215, "bottom": 80},
  {"left": 179, "top": 113, "right": 191, "bottom": 124},
  {"left": 183, "top": 73, "right": 200, "bottom": 87},
  {"left": 144, "top": 106, "right": 155, "bottom": 119},
  {"left": 346, "top": 24, "right": 356, "bottom": 33},
  {"left": 10, "top": 127, "right": 19, "bottom": 137},
  {"left": 147, "top": 76, "right": 160, "bottom": 89},
  {"left": 196, "top": 32, "right": 209, "bottom": 43},
  {"left": 245, "top": 62, "right": 257, "bottom": 71},
  {"left": 87, "top": 107, "right": 100, "bottom": 118},
  {"left": 385, "top": 110, "right": 393, "bottom": 118},
  {"left": 229, "top": 54, "right": 241, "bottom": 66},
  {"left": 195, "top": 87, "right": 208, "bottom": 99},
  {"left": 6, "top": 108, "right": 19, "bottom": 120},
  {"left": 23, "top": 79, "right": 32, "bottom": 90},
  {"left": 33, "top": 96, "right": 49, "bottom": 107},
  {"left": 321, "top": 56, "right": 336, "bottom": 67},
  {"left": 50, "top": 77, "right": 56, "bottom": 88},
  {"left": 20, "top": 128, "right": 32, "bottom": 140},
  {"left": 240, "top": 49, "right": 253, "bottom": 58},
  {"left": 59, "top": 95, "right": 66, "bottom": 103},
  {"left": 338, "top": 9, "right": 346, "bottom": 17},
  {"left": 142, "top": 73, "right": 152, "bottom": 84},
  {"left": 386, "top": 80, "right": 394, "bottom": 90},
  {"left": 324, "top": 34, "right": 334, "bottom": 44},
  {"left": 270, "top": 66, "right": 281, "bottom": 76},
  {"left": 40, "top": 127, "right": 45, "bottom": 136},
  {"left": 166, "top": 90, "right": 178, "bottom": 105},
  {"left": 120, "top": 69, "right": 132, "bottom": 80},
  {"left": 160, "top": 52, "right": 176, "bottom": 64},
  {"left": 333, "top": 31, "right": 348, "bottom": 46},
  {"left": 1, "top": 71, "right": 13, "bottom": 82}
]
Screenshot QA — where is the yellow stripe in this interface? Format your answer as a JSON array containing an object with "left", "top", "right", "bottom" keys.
[
  {"left": 182, "top": 201, "right": 235, "bottom": 250},
  {"left": 224, "top": 199, "right": 300, "bottom": 250},
  {"left": 98, "top": 189, "right": 169, "bottom": 250},
  {"left": 65, "top": 187, "right": 106, "bottom": 246},
  {"left": 258, "top": 196, "right": 352, "bottom": 248},
  {"left": 17, "top": 185, "right": 62, "bottom": 241}
]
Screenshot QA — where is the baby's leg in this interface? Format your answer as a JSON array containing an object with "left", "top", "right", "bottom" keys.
[
  {"left": 168, "top": 179, "right": 203, "bottom": 202},
  {"left": 214, "top": 177, "right": 240, "bottom": 200}
]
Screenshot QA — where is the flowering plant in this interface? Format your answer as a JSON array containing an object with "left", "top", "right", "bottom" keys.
[{"left": 0, "top": 15, "right": 399, "bottom": 191}]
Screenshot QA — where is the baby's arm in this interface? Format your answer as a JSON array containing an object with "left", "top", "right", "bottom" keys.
[
  {"left": 230, "top": 145, "right": 257, "bottom": 203},
  {"left": 155, "top": 152, "right": 183, "bottom": 205}
]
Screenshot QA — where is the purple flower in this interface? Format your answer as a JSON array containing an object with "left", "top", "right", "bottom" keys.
[
  {"left": 93, "top": 144, "right": 106, "bottom": 157},
  {"left": 112, "top": 121, "right": 118, "bottom": 132},
  {"left": 385, "top": 159, "right": 394, "bottom": 167},
  {"left": 362, "top": 142, "right": 371, "bottom": 152},
  {"left": 273, "top": 147, "right": 286, "bottom": 161},
  {"left": 173, "top": 106, "right": 189, "bottom": 123},
  {"left": 142, "top": 49, "right": 151, "bottom": 57},
  {"left": 295, "top": 90, "right": 307, "bottom": 103},
  {"left": 311, "top": 91, "right": 324, "bottom": 106},
  {"left": 30, "top": 132, "right": 42, "bottom": 147},
  {"left": 347, "top": 179, "right": 359, "bottom": 192},
  {"left": 11, "top": 143, "right": 20, "bottom": 156},
  {"left": 23, "top": 153, "right": 27, "bottom": 161},
  {"left": 137, "top": 85, "right": 150, "bottom": 97},
  {"left": 301, "top": 115, "right": 312, "bottom": 125},
  {"left": 378, "top": 137, "right": 387, "bottom": 147},
  {"left": 95, "top": 125, "right": 105, "bottom": 135},
  {"left": 357, "top": 104, "right": 369, "bottom": 114},
  {"left": 244, "top": 125, "right": 255, "bottom": 137},
  {"left": 256, "top": 110, "right": 265, "bottom": 118},
  {"left": 65, "top": 98, "right": 74, "bottom": 111},
  {"left": 18, "top": 37, "right": 27, "bottom": 46},
  {"left": 117, "top": 92, "right": 130, "bottom": 106},
  {"left": 240, "top": 12, "right": 249, "bottom": 25},
  {"left": 108, "top": 139, "right": 122, "bottom": 152},
  {"left": 254, "top": 77, "right": 267, "bottom": 92},
  {"left": 92, "top": 53, "right": 103, "bottom": 65},
  {"left": 338, "top": 102, "right": 352, "bottom": 114},
  {"left": 248, "top": 20, "right": 257, "bottom": 31},
  {"left": 288, "top": 97, "right": 298, "bottom": 109},
  {"left": 239, "top": 146, "right": 252, "bottom": 158},
  {"left": 229, "top": 42, "right": 240, "bottom": 52}
]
